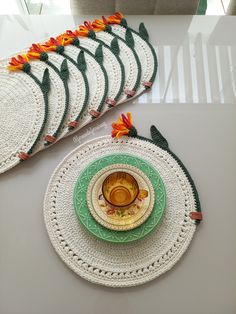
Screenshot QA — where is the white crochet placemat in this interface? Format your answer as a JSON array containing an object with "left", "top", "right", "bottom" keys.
[
  {"left": 0, "top": 14, "right": 159, "bottom": 174},
  {"left": 63, "top": 45, "right": 107, "bottom": 129},
  {"left": 0, "top": 68, "right": 45, "bottom": 173},
  {"left": 30, "top": 58, "right": 66, "bottom": 150},
  {"left": 47, "top": 53, "right": 87, "bottom": 139},
  {"left": 44, "top": 136, "right": 198, "bottom": 287},
  {"left": 96, "top": 31, "right": 140, "bottom": 102},
  {"left": 0, "top": 56, "right": 66, "bottom": 152},
  {"left": 111, "top": 25, "right": 155, "bottom": 91},
  {"left": 79, "top": 37, "right": 123, "bottom": 111}
]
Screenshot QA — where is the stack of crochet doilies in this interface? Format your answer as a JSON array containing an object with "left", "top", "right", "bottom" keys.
[
  {"left": 44, "top": 121, "right": 202, "bottom": 288},
  {"left": 0, "top": 12, "right": 158, "bottom": 174}
]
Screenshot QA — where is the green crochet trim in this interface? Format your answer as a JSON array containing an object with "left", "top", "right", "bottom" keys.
[
  {"left": 44, "top": 58, "right": 70, "bottom": 140},
  {"left": 92, "top": 36, "right": 125, "bottom": 103},
  {"left": 25, "top": 67, "right": 50, "bottom": 155},
  {"left": 130, "top": 126, "right": 201, "bottom": 224},
  {"left": 72, "top": 41, "right": 109, "bottom": 114},
  {"left": 109, "top": 29, "right": 142, "bottom": 93}
]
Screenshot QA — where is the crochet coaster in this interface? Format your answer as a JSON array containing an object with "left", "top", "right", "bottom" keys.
[
  {"left": 0, "top": 68, "right": 46, "bottom": 173},
  {"left": 44, "top": 116, "right": 202, "bottom": 287}
]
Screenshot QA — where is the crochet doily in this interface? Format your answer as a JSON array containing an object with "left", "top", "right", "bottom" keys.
[
  {"left": 111, "top": 25, "right": 155, "bottom": 91},
  {"left": 96, "top": 31, "right": 139, "bottom": 103},
  {"left": 0, "top": 68, "right": 45, "bottom": 173},
  {"left": 79, "top": 37, "right": 123, "bottom": 110},
  {"left": 44, "top": 136, "right": 198, "bottom": 287}
]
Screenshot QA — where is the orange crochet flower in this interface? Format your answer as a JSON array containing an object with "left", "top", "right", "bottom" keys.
[
  {"left": 8, "top": 54, "right": 29, "bottom": 71},
  {"left": 56, "top": 32, "right": 75, "bottom": 46},
  {"left": 43, "top": 37, "right": 65, "bottom": 51},
  {"left": 76, "top": 21, "right": 94, "bottom": 37},
  {"left": 107, "top": 12, "right": 124, "bottom": 25},
  {"left": 27, "top": 43, "right": 47, "bottom": 60},
  {"left": 111, "top": 112, "right": 133, "bottom": 138},
  {"left": 92, "top": 16, "right": 108, "bottom": 31}
]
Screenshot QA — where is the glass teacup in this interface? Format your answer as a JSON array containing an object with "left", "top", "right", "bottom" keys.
[{"left": 102, "top": 171, "right": 147, "bottom": 210}]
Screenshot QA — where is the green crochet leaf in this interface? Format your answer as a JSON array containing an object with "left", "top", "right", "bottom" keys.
[
  {"left": 95, "top": 44, "right": 103, "bottom": 64},
  {"left": 110, "top": 37, "right": 120, "bottom": 56},
  {"left": 41, "top": 68, "right": 50, "bottom": 94},
  {"left": 60, "top": 59, "right": 69, "bottom": 81},
  {"left": 125, "top": 28, "right": 135, "bottom": 48},
  {"left": 77, "top": 50, "right": 86, "bottom": 72},
  {"left": 139, "top": 23, "right": 149, "bottom": 42},
  {"left": 150, "top": 125, "right": 169, "bottom": 149}
]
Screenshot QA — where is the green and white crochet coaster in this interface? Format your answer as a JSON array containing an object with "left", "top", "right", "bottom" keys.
[
  {"left": 73, "top": 154, "right": 166, "bottom": 243},
  {"left": 44, "top": 135, "right": 199, "bottom": 287},
  {"left": 0, "top": 68, "right": 45, "bottom": 173}
]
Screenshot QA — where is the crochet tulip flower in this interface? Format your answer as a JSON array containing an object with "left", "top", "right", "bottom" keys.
[
  {"left": 27, "top": 43, "right": 48, "bottom": 60},
  {"left": 42, "top": 37, "right": 65, "bottom": 53},
  {"left": 112, "top": 112, "right": 137, "bottom": 138},
  {"left": 8, "top": 54, "right": 30, "bottom": 72},
  {"left": 92, "top": 17, "right": 108, "bottom": 31},
  {"left": 56, "top": 31, "right": 77, "bottom": 46},
  {"left": 76, "top": 21, "right": 96, "bottom": 37},
  {"left": 107, "top": 12, "right": 124, "bottom": 25}
]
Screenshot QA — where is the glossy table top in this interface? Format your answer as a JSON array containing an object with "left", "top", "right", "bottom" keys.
[{"left": 0, "top": 15, "right": 236, "bottom": 314}]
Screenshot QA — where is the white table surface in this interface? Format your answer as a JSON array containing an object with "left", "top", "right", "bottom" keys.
[{"left": 0, "top": 15, "right": 236, "bottom": 314}]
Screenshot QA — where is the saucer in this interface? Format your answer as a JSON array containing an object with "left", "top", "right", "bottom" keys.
[{"left": 87, "top": 164, "right": 155, "bottom": 231}]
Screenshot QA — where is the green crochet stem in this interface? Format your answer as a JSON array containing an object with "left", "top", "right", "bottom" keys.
[
  {"left": 57, "top": 51, "right": 89, "bottom": 123},
  {"left": 128, "top": 126, "right": 201, "bottom": 224},
  {"left": 121, "top": 19, "right": 158, "bottom": 85},
  {"left": 43, "top": 58, "right": 70, "bottom": 140},
  {"left": 71, "top": 42, "right": 109, "bottom": 113},
  {"left": 91, "top": 37, "right": 125, "bottom": 104},
  {"left": 24, "top": 66, "right": 50, "bottom": 155}
]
